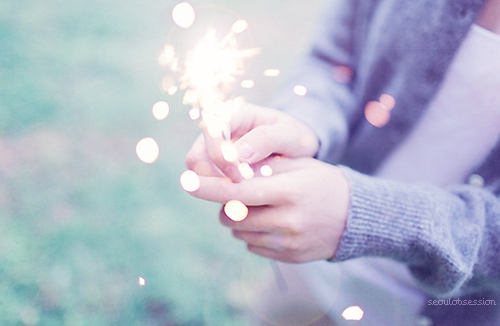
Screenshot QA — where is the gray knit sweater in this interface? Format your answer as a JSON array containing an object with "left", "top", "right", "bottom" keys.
[{"left": 272, "top": 0, "right": 500, "bottom": 324}]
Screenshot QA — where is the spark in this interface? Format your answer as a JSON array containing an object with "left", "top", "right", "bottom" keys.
[
  {"left": 293, "top": 85, "right": 307, "bottom": 96},
  {"left": 180, "top": 170, "right": 201, "bottom": 192},
  {"left": 240, "top": 79, "right": 255, "bottom": 88},
  {"left": 260, "top": 164, "right": 273, "bottom": 177},
  {"left": 152, "top": 101, "right": 170, "bottom": 120},
  {"left": 139, "top": 277, "right": 146, "bottom": 286},
  {"left": 238, "top": 162, "right": 254, "bottom": 179},
  {"left": 342, "top": 306, "right": 364, "bottom": 321},
  {"left": 221, "top": 141, "right": 239, "bottom": 162},
  {"left": 172, "top": 2, "right": 196, "bottom": 29},
  {"left": 231, "top": 20, "right": 249, "bottom": 34},
  {"left": 263, "top": 69, "right": 280, "bottom": 77},
  {"left": 136, "top": 137, "right": 160, "bottom": 164},
  {"left": 159, "top": 45, "right": 176, "bottom": 66},
  {"left": 162, "top": 18, "right": 261, "bottom": 142},
  {"left": 224, "top": 200, "right": 249, "bottom": 221},
  {"left": 189, "top": 107, "right": 201, "bottom": 120},
  {"left": 167, "top": 85, "right": 178, "bottom": 95}
]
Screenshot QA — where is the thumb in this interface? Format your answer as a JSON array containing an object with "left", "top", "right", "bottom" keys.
[{"left": 234, "top": 121, "right": 319, "bottom": 164}]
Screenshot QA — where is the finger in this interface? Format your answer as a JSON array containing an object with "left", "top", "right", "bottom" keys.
[
  {"left": 219, "top": 206, "right": 278, "bottom": 232},
  {"left": 200, "top": 123, "right": 243, "bottom": 183},
  {"left": 190, "top": 170, "right": 294, "bottom": 205},
  {"left": 229, "top": 105, "right": 319, "bottom": 164},
  {"left": 185, "top": 134, "right": 224, "bottom": 177},
  {"left": 252, "top": 156, "right": 318, "bottom": 176}
]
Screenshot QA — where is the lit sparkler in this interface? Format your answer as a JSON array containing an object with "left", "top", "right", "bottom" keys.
[
  {"left": 163, "top": 6, "right": 261, "bottom": 142},
  {"left": 163, "top": 2, "right": 287, "bottom": 295},
  {"left": 163, "top": 3, "right": 261, "bottom": 221}
]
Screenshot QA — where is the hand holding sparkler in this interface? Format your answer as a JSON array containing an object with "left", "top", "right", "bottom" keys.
[
  {"left": 185, "top": 103, "right": 350, "bottom": 263},
  {"left": 186, "top": 102, "right": 321, "bottom": 182},
  {"left": 187, "top": 155, "right": 350, "bottom": 263}
]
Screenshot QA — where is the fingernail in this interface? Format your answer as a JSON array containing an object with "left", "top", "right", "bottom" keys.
[{"left": 235, "top": 142, "right": 255, "bottom": 160}]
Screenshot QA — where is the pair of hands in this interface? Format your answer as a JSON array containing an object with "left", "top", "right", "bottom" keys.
[{"left": 184, "top": 103, "right": 350, "bottom": 263}]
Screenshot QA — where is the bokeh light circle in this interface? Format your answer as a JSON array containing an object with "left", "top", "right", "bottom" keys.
[
  {"left": 172, "top": 2, "right": 196, "bottom": 29},
  {"left": 136, "top": 137, "right": 160, "bottom": 164},
  {"left": 224, "top": 200, "right": 248, "bottom": 222},
  {"left": 293, "top": 85, "right": 307, "bottom": 96},
  {"left": 180, "top": 170, "right": 201, "bottom": 192},
  {"left": 152, "top": 101, "right": 170, "bottom": 120}
]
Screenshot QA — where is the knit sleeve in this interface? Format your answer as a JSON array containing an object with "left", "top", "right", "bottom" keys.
[
  {"left": 269, "top": 0, "right": 364, "bottom": 163},
  {"left": 334, "top": 166, "right": 500, "bottom": 298}
]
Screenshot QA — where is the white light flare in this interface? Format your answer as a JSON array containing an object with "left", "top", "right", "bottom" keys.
[
  {"left": 238, "top": 163, "right": 254, "bottom": 179},
  {"left": 342, "top": 306, "right": 364, "bottom": 321},
  {"left": 264, "top": 69, "right": 280, "bottom": 77},
  {"left": 231, "top": 20, "right": 249, "bottom": 34},
  {"left": 221, "top": 141, "right": 239, "bottom": 162},
  {"left": 152, "top": 101, "right": 170, "bottom": 120},
  {"left": 224, "top": 200, "right": 249, "bottom": 222},
  {"left": 136, "top": 137, "right": 160, "bottom": 164},
  {"left": 260, "top": 165, "right": 273, "bottom": 177},
  {"left": 189, "top": 107, "right": 201, "bottom": 120},
  {"left": 180, "top": 170, "right": 201, "bottom": 192},
  {"left": 159, "top": 45, "right": 176, "bottom": 66},
  {"left": 172, "top": 2, "right": 196, "bottom": 29},
  {"left": 293, "top": 85, "right": 307, "bottom": 96},
  {"left": 167, "top": 85, "right": 178, "bottom": 95},
  {"left": 240, "top": 79, "right": 255, "bottom": 89},
  {"left": 139, "top": 277, "right": 146, "bottom": 286}
]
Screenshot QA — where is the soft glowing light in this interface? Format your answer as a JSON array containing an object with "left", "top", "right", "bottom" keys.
[
  {"left": 260, "top": 165, "right": 273, "bottom": 177},
  {"left": 364, "top": 101, "right": 391, "bottom": 128},
  {"left": 238, "top": 163, "right": 254, "bottom": 179},
  {"left": 333, "top": 65, "right": 353, "bottom": 84},
  {"left": 172, "top": 2, "right": 196, "bottom": 29},
  {"left": 159, "top": 44, "right": 176, "bottom": 66},
  {"left": 224, "top": 200, "right": 248, "bottom": 221},
  {"left": 168, "top": 85, "right": 178, "bottom": 95},
  {"left": 180, "top": 170, "right": 201, "bottom": 192},
  {"left": 152, "top": 101, "right": 170, "bottom": 120},
  {"left": 240, "top": 79, "right": 255, "bottom": 89},
  {"left": 189, "top": 107, "right": 201, "bottom": 120},
  {"left": 379, "top": 93, "right": 396, "bottom": 110},
  {"left": 221, "top": 141, "right": 238, "bottom": 162},
  {"left": 158, "top": 53, "right": 169, "bottom": 66},
  {"left": 231, "top": 20, "right": 249, "bottom": 34},
  {"left": 136, "top": 137, "right": 160, "bottom": 164},
  {"left": 468, "top": 174, "right": 484, "bottom": 187},
  {"left": 264, "top": 69, "right": 280, "bottom": 77},
  {"left": 139, "top": 277, "right": 146, "bottom": 286},
  {"left": 161, "top": 19, "right": 260, "bottom": 146},
  {"left": 342, "top": 306, "right": 364, "bottom": 321},
  {"left": 293, "top": 85, "right": 307, "bottom": 96}
]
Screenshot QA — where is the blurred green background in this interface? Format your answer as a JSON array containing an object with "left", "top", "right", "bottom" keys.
[{"left": 0, "top": 0, "right": 326, "bottom": 325}]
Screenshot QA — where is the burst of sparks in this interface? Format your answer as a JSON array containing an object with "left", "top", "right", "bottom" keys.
[{"left": 162, "top": 16, "right": 261, "bottom": 141}]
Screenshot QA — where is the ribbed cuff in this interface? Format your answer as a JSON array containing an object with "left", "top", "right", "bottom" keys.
[{"left": 332, "top": 167, "right": 432, "bottom": 262}]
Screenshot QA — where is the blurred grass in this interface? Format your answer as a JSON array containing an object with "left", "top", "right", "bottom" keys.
[{"left": 0, "top": 0, "right": 326, "bottom": 325}]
